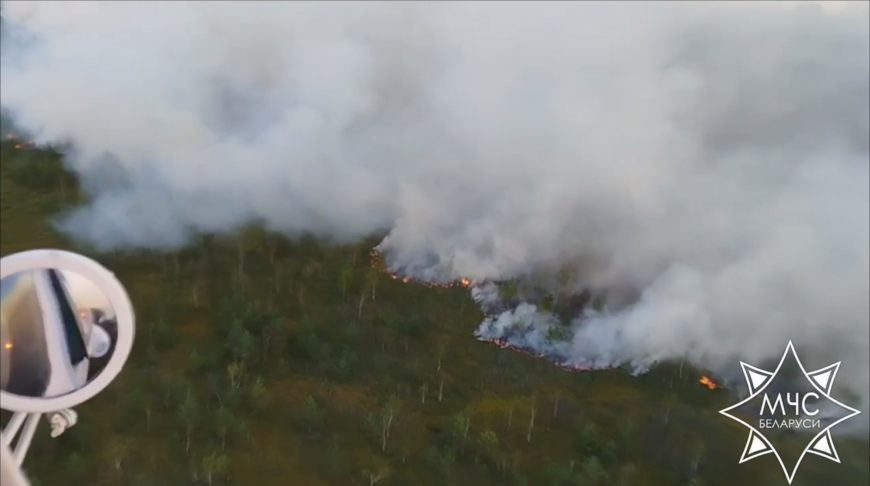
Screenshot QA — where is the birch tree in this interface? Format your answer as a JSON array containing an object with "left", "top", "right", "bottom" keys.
[
  {"left": 215, "top": 406, "right": 234, "bottom": 451},
  {"left": 103, "top": 436, "right": 132, "bottom": 478},
  {"left": 526, "top": 398, "right": 538, "bottom": 443},
  {"left": 381, "top": 395, "right": 402, "bottom": 451},
  {"left": 176, "top": 393, "right": 199, "bottom": 455},
  {"left": 201, "top": 451, "right": 228, "bottom": 486}
]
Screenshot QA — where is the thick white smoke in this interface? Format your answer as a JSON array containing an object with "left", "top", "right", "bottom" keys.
[{"left": 1, "top": 2, "right": 868, "bottom": 430}]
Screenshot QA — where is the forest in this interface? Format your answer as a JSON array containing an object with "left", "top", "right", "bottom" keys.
[{"left": 1, "top": 137, "right": 868, "bottom": 486}]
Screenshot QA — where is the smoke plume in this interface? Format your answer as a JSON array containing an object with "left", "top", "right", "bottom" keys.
[{"left": 1, "top": 1, "right": 868, "bottom": 430}]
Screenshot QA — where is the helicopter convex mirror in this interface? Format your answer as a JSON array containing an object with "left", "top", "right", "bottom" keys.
[{"left": 0, "top": 250, "right": 134, "bottom": 413}]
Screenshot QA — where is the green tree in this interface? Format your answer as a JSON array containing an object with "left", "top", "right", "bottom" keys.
[
  {"left": 177, "top": 394, "right": 199, "bottom": 454},
  {"left": 546, "top": 326, "right": 573, "bottom": 343},
  {"left": 163, "top": 376, "right": 192, "bottom": 411},
  {"left": 249, "top": 376, "right": 270, "bottom": 409},
  {"left": 201, "top": 451, "right": 228, "bottom": 486},
  {"left": 662, "top": 392, "right": 680, "bottom": 427},
  {"left": 477, "top": 429, "right": 501, "bottom": 468},
  {"left": 526, "top": 399, "right": 537, "bottom": 443},
  {"left": 127, "top": 388, "right": 154, "bottom": 431},
  {"left": 264, "top": 231, "right": 282, "bottom": 263},
  {"left": 303, "top": 394, "right": 321, "bottom": 433},
  {"left": 103, "top": 435, "right": 132, "bottom": 479},
  {"left": 358, "top": 451, "right": 392, "bottom": 485},
  {"left": 603, "top": 438, "right": 619, "bottom": 465},
  {"left": 225, "top": 321, "right": 257, "bottom": 365},
  {"left": 539, "top": 294, "right": 555, "bottom": 312},
  {"left": 688, "top": 440, "right": 706, "bottom": 479},
  {"left": 450, "top": 411, "right": 472, "bottom": 451},
  {"left": 7, "top": 148, "right": 71, "bottom": 195},
  {"left": 618, "top": 463, "right": 637, "bottom": 486},
  {"left": 544, "top": 460, "right": 572, "bottom": 486},
  {"left": 214, "top": 406, "right": 234, "bottom": 451},
  {"left": 64, "top": 452, "right": 87, "bottom": 479},
  {"left": 235, "top": 419, "right": 254, "bottom": 451},
  {"left": 580, "top": 456, "right": 607, "bottom": 485},
  {"left": 591, "top": 293, "right": 607, "bottom": 312},
  {"left": 22, "top": 470, "right": 43, "bottom": 486},
  {"left": 435, "top": 340, "right": 446, "bottom": 372},
  {"left": 619, "top": 417, "right": 637, "bottom": 457},
  {"left": 430, "top": 447, "right": 455, "bottom": 478},
  {"left": 226, "top": 361, "right": 246, "bottom": 391},
  {"left": 239, "top": 305, "right": 284, "bottom": 360},
  {"left": 235, "top": 224, "right": 264, "bottom": 280},
  {"left": 339, "top": 265, "right": 354, "bottom": 298},
  {"left": 298, "top": 324, "right": 322, "bottom": 361},
  {"left": 418, "top": 383, "right": 428, "bottom": 404},
  {"left": 359, "top": 266, "right": 379, "bottom": 317},
  {"left": 577, "top": 423, "right": 599, "bottom": 455},
  {"left": 189, "top": 348, "right": 219, "bottom": 374},
  {"left": 325, "top": 440, "right": 344, "bottom": 475},
  {"left": 148, "top": 317, "right": 172, "bottom": 350},
  {"left": 501, "top": 280, "right": 520, "bottom": 303},
  {"left": 557, "top": 265, "right": 573, "bottom": 289},
  {"left": 380, "top": 395, "right": 402, "bottom": 452}
]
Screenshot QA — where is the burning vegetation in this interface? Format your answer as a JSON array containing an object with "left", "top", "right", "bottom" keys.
[
  {"left": 370, "top": 247, "right": 594, "bottom": 370},
  {"left": 369, "top": 248, "right": 472, "bottom": 289},
  {"left": 5, "top": 133, "right": 33, "bottom": 150},
  {"left": 490, "top": 337, "right": 594, "bottom": 373},
  {"left": 369, "top": 248, "right": 606, "bottom": 373},
  {"left": 699, "top": 376, "right": 719, "bottom": 390},
  {"left": 371, "top": 247, "right": 725, "bottom": 390}
]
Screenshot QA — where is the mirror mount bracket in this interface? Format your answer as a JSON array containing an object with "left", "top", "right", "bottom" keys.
[
  {"left": 1, "top": 412, "right": 41, "bottom": 467},
  {"left": 46, "top": 409, "right": 78, "bottom": 438}
]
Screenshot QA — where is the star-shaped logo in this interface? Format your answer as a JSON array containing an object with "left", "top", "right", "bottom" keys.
[{"left": 719, "top": 341, "right": 862, "bottom": 484}]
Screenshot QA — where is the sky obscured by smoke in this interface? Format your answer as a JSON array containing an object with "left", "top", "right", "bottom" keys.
[{"left": 1, "top": 1, "right": 868, "bottom": 430}]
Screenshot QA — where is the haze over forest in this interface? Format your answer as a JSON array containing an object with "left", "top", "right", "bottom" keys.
[{"left": 1, "top": 1, "right": 868, "bottom": 433}]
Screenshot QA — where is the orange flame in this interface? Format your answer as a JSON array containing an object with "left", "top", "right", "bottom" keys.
[
  {"left": 488, "top": 337, "right": 593, "bottom": 372},
  {"left": 370, "top": 248, "right": 596, "bottom": 372},
  {"left": 699, "top": 375, "right": 718, "bottom": 390},
  {"left": 370, "top": 248, "right": 471, "bottom": 289},
  {"left": 6, "top": 133, "right": 35, "bottom": 148}
]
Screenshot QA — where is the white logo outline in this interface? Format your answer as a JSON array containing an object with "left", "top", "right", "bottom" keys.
[{"left": 719, "top": 341, "right": 862, "bottom": 484}]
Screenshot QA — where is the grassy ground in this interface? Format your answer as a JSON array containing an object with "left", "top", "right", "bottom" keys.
[{"left": 1, "top": 140, "right": 867, "bottom": 486}]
